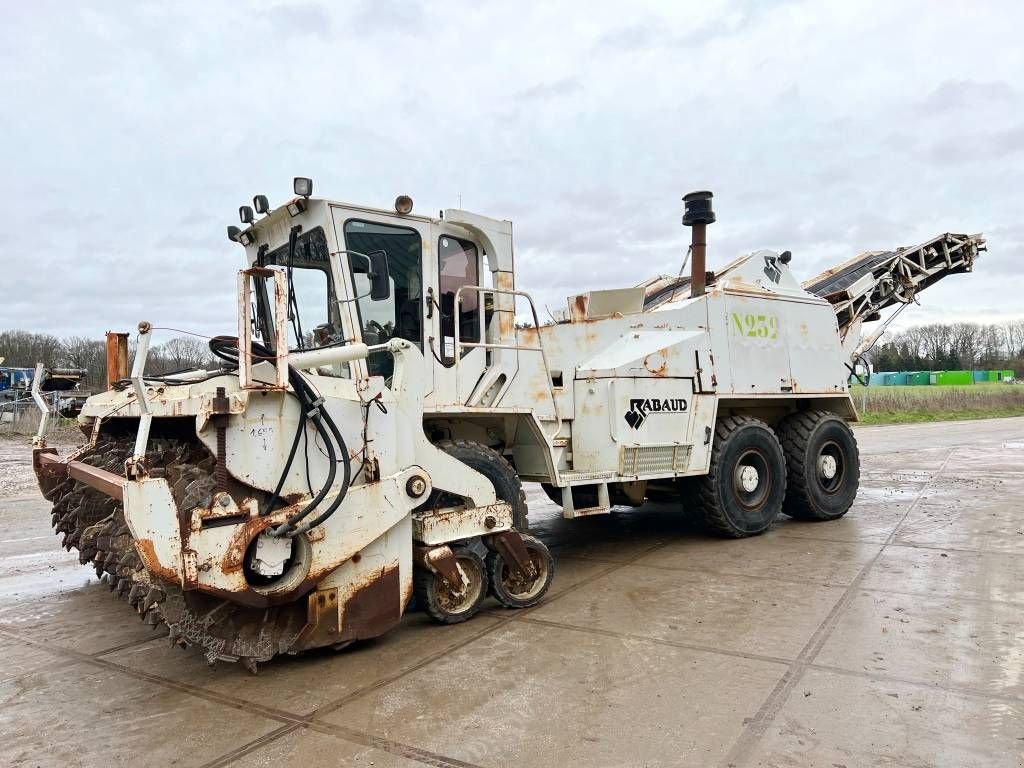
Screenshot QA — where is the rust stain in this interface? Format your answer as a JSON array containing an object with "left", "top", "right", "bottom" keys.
[
  {"left": 338, "top": 564, "right": 401, "bottom": 641},
  {"left": 220, "top": 514, "right": 280, "bottom": 573},
  {"left": 293, "top": 587, "right": 341, "bottom": 650},
  {"left": 643, "top": 348, "right": 669, "bottom": 377},
  {"left": 569, "top": 294, "right": 588, "bottom": 323},
  {"left": 134, "top": 538, "right": 178, "bottom": 583}
]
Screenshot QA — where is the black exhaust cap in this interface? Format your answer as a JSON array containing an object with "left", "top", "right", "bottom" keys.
[{"left": 682, "top": 190, "right": 715, "bottom": 226}]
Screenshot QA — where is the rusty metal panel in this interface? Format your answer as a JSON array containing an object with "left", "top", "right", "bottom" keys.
[
  {"left": 36, "top": 452, "right": 127, "bottom": 501},
  {"left": 412, "top": 501, "right": 512, "bottom": 545},
  {"left": 105, "top": 332, "right": 129, "bottom": 390}
]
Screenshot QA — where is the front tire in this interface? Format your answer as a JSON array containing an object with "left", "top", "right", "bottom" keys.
[
  {"left": 777, "top": 410, "right": 860, "bottom": 521},
  {"left": 698, "top": 416, "right": 787, "bottom": 538},
  {"left": 432, "top": 440, "right": 528, "bottom": 531}
]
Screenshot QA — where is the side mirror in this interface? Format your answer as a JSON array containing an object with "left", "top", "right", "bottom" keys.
[
  {"left": 367, "top": 250, "right": 390, "bottom": 300},
  {"left": 350, "top": 251, "right": 391, "bottom": 301}
]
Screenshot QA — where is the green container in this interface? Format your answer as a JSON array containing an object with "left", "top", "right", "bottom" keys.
[
  {"left": 910, "top": 371, "right": 930, "bottom": 385},
  {"left": 988, "top": 370, "right": 999, "bottom": 382},
  {"left": 935, "top": 370, "right": 973, "bottom": 386}
]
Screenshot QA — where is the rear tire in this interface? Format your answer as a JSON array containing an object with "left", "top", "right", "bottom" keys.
[
  {"left": 777, "top": 410, "right": 860, "bottom": 521},
  {"left": 698, "top": 416, "right": 786, "bottom": 538},
  {"left": 432, "top": 440, "right": 528, "bottom": 531}
]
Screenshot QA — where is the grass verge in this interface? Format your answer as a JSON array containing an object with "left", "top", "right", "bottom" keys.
[
  {"left": 851, "top": 383, "right": 1024, "bottom": 425},
  {"left": 858, "top": 406, "right": 1024, "bottom": 425}
]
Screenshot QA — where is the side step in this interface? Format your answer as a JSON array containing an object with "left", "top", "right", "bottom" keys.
[{"left": 561, "top": 482, "right": 611, "bottom": 519}]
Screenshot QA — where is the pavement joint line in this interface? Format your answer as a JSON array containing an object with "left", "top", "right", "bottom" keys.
[
  {"left": 198, "top": 724, "right": 301, "bottom": 768},
  {"left": 805, "top": 661, "right": 1024, "bottom": 704},
  {"left": 855, "top": 585, "right": 1024, "bottom": 608},
  {"left": 493, "top": 613, "right": 795, "bottom": 668},
  {"left": 202, "top": 718, "right": 488, "bottom": 768},
  {"left": 91, "top": 634, "right": 169, "bottom": 657},
  {"left": 0, "top": 625, "right": 308, "bottom": 727},
  {"left": 721, "top": 447, "right": 956, "bottom": 768},
  {"left": 774, "top": 532, "right": 1024, "bottom": 557},
  {"left": 303, "top": 719, "right": 489, "bottom": 768},
  {"left": 204, "top": 545, "right": 672, "bottom": 768},
  {"left": 0, "top": 538, "right": 667, "bottom": 768},
  {"left": 307, "top": 539, "right": 670, "bottom": 722},
  {"left": 0, "top": 614, "right": 498, "bottom": 768},
  {"left": 772, "top": 531, "right": 901, "bottom": 547},
  {"left": 554, "top": 552, "right": 870, "bottom": 591},
  {"left": 880, "top": 540, "right": 1022, "bottom": 556}
]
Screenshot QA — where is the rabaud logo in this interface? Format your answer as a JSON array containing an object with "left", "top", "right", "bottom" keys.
[{"left": 624, "top": 397, "right": 687, "bottom": 429}]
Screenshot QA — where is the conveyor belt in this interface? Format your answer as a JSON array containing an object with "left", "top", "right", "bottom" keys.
[{"left": 803, "top": 232, "right": 984, "bottom": 338}]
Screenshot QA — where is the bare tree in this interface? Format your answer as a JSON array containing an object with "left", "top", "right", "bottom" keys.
[
  {"left": 149, "top": 336, "right": 213, "bottom": 374},
  {"left": 0, "top": 330, "right": 63, "bottom": 368},
  {"left": 1006, "top": 320, "right": 1024, "bottom": 358},
  {"left": 59, "top": 336, "right": 108, "bottom": 389}
]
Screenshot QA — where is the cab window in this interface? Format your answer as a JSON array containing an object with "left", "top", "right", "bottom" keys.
[{"left": 438, "top": 235, "right": 480, "bottom": 365}]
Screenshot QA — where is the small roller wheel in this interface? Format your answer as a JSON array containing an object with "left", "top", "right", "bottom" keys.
[
  {"left": 414, "top": 545, "right": 489, "bottom": 624},
  {"left": 487, "top": 533, "right": 555, "bottom": 609}
]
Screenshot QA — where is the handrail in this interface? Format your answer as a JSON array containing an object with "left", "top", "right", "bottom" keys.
[{"left": 453, "top": 285, "right": 561, "bottom": 436}]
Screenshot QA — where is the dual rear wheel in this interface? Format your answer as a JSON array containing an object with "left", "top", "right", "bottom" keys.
[{"left": 687, "top": 411, "right": 859, "bottom": 538}]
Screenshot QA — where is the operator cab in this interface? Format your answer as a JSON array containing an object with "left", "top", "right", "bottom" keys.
[{"left": 237, "top": 181, "right": 520, "bottom": 411}]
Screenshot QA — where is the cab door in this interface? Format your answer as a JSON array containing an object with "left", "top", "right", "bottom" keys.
[
  {"left": 426, "top": 224, "right": 489, "bottom": 407},
  {"left": 330, "top": 207, "right": 432, "bottom": 394}
]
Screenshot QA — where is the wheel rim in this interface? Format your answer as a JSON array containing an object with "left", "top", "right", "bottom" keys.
[
  {"left": 733, "top": 448, "right": 771, "bottom": 511},
  {"left": 434, "top": 556, "right": 484, "bottom": 615},
  {"left": 500, "top": 548, "right": 549, "bottom": 601},
  {"left": 816, "top": 439, "right": 846, "bottom": 494}
]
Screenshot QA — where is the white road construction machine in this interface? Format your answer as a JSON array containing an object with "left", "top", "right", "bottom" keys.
[{"left": 32, "top": 179, "right": 983, "bottom": 667}]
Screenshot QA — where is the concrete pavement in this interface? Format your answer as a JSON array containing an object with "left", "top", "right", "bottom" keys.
[{"left": 1, "top": 418, "right": 1022, "bottom": 767}]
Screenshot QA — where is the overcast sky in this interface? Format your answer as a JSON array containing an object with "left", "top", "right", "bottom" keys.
[{"left": 3, "top": 0, "right": 1021, "bottom": 343}]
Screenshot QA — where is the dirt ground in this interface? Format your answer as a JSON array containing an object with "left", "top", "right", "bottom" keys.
[{"left": 1, "top": 418, "right": 1023, "bottom": 767}]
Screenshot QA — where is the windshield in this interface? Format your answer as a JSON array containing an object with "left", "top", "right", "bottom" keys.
[{"left": 256, "top": 226, "right": 347, "bottom": 360}]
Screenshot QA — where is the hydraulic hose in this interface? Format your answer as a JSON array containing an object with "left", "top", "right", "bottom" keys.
[
  {"left": 206, "top": 335, "right": 352, "bottom": 538},
  {"left": 269, "top": 370, "right": 340, "bottom": 537}
]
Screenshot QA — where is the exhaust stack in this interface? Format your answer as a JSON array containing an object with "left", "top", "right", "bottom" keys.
[
  {"left": 105, "top": 332, "right": 129, "bottom": 390},
  {"left": 682, "top": 190, "right": 715, "bottom": 298}
]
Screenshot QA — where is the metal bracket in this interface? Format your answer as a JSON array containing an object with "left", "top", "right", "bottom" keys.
[
  {"left": 127, "top": 321, "right": 153, "bottom": 478},
  {"left": 30, "top": 363, "right": 50, "bottom": 449},
  {"left": 485, "top": 530, "right": 536, "bottom": 580},
  {"left": 413, "top": 544, "right": 467, "bottom": 591}
]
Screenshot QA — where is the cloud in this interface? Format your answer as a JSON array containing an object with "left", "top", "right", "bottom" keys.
[
  {"left": 348, "top": 0, "right": 424, "bottom": 36},
  {"left": 258, "top": 2, "right": 333, "bottom": 39},
  {"left": 919, "top": 79, "right": 1016, "bottom": 111},
  {"left": 1, "top": 0, "right": 1021, "bottom": 343},
  {"left": 514, "top": 78, "right": 582, "bottom": 103}
]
